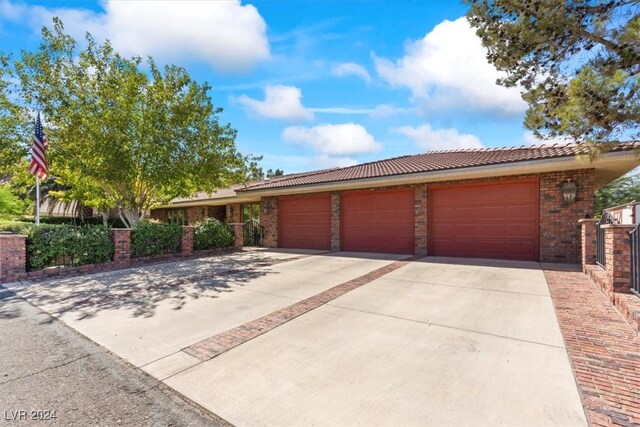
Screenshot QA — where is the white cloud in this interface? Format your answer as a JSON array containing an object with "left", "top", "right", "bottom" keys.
[
  {"left": 394, "top": 124, "right": 484, "bottom": 151},
  {"left": 308, "top": 104, "right": 412, "bottom": 118},
  {"left": 233, "top": 85, "right": 313, "bottom": 121},
  {"left": 332, "top": 62, "right": 372, "bottom": 84},
  {"left": 282, "top": 123, "right": 381, "bottom": 156},
  {"left": 373, "top": 17, "right": 526, "bottom": 115},
  {"left": 0, "top": 0, "right": 269, "bottom": 72}
]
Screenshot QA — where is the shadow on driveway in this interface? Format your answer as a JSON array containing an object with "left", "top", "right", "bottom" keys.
[{"left": 10, "top": 251, "right": 298, "bottom": 320}]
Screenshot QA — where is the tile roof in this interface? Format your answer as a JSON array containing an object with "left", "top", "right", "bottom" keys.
[
  {"left": 238, "top": 142, "right": 640, "bottom": 192},
  {"left": 171, "top": 168, "right": 337, "bottom": 203}
]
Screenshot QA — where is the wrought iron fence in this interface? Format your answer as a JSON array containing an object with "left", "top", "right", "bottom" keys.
[
  {"left": 630, "top": 225, "right": 640, "bottom": 297},
  {"left": 243, "top": 218, "right": 264, "bottom": 247},
  {"left": 596, "top": 211, "right": 613, "bottom": 268}
]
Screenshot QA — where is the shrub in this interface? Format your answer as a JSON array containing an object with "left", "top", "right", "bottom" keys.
[
  {"left": 27, "top": 224, "right": 114, "bottom": 271},
  {"left": 0, "top": 220, "right": 35, "bottom": 235},
  {"left": 194, "top": 218, "right": 234, "bottom": 250},
  {"left": 131, "top": 220, "right": 182, "bottom": 257}
]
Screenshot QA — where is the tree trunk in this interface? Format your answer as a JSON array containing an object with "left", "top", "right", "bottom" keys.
[{"left": 118, "top": 207, "right": 142, "bottom": 228}]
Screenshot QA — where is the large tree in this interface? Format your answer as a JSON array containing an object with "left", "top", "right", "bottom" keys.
[
  {"left": 9, "top": 18, "right": 258, "bottom": 227},
  {"left": 467, "top": 0, "right": 640, "bottom": 148}
]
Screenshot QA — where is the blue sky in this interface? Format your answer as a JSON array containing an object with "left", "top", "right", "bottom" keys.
[{"left": 0, "top": 0, "right": 546, "bottom": 173}]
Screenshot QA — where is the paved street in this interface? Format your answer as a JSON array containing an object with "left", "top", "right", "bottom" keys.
[{"left": 0, "top": 288, "right": 227, "bottom": 426}]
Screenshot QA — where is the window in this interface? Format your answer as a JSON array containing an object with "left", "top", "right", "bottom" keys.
[{"left": 166, "top": 209, "right": 187, "bottom": 225}]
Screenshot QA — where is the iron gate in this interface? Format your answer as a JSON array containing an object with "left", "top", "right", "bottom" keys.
[
  {"left": 596, "top": 211, "right": 613, "bottom": 268},
  {"left": 243, "top": 218, "right": 264, "bottom": 247}
]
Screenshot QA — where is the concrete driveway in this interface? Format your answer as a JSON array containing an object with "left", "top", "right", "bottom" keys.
[{"left": 7, "top": 251, "right": 587, "bottom": 426}]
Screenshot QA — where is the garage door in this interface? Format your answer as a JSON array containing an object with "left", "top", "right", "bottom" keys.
[
  {"left": 341, "top": 189, "right": 415, "bottom": 254},
  {"left": 429, "top": 180, "right": 539, "bottom": 261},
  {"left": 278, "top": 194, "right": 331, "bottom": 250}
]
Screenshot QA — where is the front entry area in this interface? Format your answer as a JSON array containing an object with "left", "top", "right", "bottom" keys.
[{"left": 429, "top": 179, "right": 540, "bottom": 261}]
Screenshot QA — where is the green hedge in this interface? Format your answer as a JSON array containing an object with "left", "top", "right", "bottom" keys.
[
  {"left": 131, "top": 220, "right": 182, "bottom": 257},
  {"left": 0, "top": 220, "right": 35, "bottom": 235},
  {"left": 27, "top": 225, "right": 114, "bottom": 271},
  {"left": 194, "top": 218, "right": 234, "bottom": 250}
]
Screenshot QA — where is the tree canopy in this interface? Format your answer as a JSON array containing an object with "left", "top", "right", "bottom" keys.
[
  {"left": 3, "top": 18, "right": 260, "bottom": 227},
  {"left": 467, "top": 0, "right": 640, "bottom": 148},
  {"left": 595, "top": 170, "right": 640, "bottom": 215}
]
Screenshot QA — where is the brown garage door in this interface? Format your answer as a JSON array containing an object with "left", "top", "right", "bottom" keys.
[
  {"left": 429, "top": 180, "right": 539, "bottom": 261},
  {"left": 341, "top": 188, "right": 415, "bottom": 254},
  {"left": 278, "top": 194, "right": 331, "bottom": 250}
]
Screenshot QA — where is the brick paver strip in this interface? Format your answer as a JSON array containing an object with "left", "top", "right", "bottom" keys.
[
  {"left": 185, "top": 256, "right": 415, "bottom": 361},
  {"left": 544, "top": 269, "right": 640, "bottom": 427}
]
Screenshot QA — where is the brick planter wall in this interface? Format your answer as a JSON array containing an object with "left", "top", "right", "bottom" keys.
[
  {"left": 602, "top": 224, "right": 634, "bottom": 293},
  {"left": 112, "top": 229, "right": 131, "bottom": 265},
  {"left": 181, "top": 226, "right": 194, "bottom": 257},
  {"left": 0, "top": 234, "right": 27, "bottom": 279},
  {"left": 579, "top": 219, "right": 597, "bottom": 268},
  {"left": 0, "top": 227, "right": 236, "bottom": 284}
]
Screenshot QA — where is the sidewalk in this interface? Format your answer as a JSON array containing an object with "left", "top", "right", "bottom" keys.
[
  {"left": 0, "top": 287, "right": 227, "bottom": 426},
  {"left": 543, "top": 267, "right": 640, "bottom": 427}
]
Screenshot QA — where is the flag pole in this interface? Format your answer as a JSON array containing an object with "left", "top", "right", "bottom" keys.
[{"left": 36, "top": 177, "right": 40, "bottom": 226}]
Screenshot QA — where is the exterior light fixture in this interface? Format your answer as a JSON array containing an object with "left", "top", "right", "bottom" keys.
[
  {"left": 561, "top": 179, "right": 577, "bottom": 203},
  {"left": 263, "top": 203, "right": 271, "bottom": 215}
]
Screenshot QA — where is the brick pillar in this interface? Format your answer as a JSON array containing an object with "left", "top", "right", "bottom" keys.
[
  {"left": 602, "top": 224, "right": 634, "bottom": 293},
  {"left": 414, "top": 184, "right": 428, "bottom": 256},
  {"left": 228, "top": 223, "right": 244, "bottom": 250},
  {"left": 579, "top": 219, "right": 597, "bottom": 270},
  {"left": 181, "top": 226, "right": 194, "bottom": 257},
  {"left": 111, "top": 229, "right": 131, "bottom": 265},
  {"left": 330, "top": 192, "right": 340, "bottom": 252},
  {"left": 226, "top": 203, "right": 242, "bottom": 223},
  {"left": 261, "top": 197, "right": 278, "bottom": 248},
  {"left": 0, "top": 234, "right": 27, "bottom": 280}
]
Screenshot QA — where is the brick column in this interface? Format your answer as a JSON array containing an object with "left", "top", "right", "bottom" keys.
[
  {"left": 0, "top": 234, "right": 27, "bottom": 280},
  {"left": 414, "top": 184, "right": 428, "bottom": 256},
  {"left": 602, "top": 224, "right": 634, "bottom": 293},
  {"left": 181, "top": 226, "right": 194, "bottom": 256},
  {"left": 111, "top": 229, "right": 131, "bottom": 265},
  {"left": 228, "top": 223, "right": 244, "bottom": 250},
  {"left": 261, "top": 197, "right": 278, "bottom": 248},
  {"left": 226, "top": 203, "right": 242, "bottom": 223},
  {"left": 330, "top": 192, "right": 340, "bottom": 252},
  {"left": 579, "top": 219, "right": 597, "bottom": 270}
]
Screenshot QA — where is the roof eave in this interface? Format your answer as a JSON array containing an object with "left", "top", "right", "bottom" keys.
[{"left": 237, "top": 151, "right": 639, "bottom": 197}]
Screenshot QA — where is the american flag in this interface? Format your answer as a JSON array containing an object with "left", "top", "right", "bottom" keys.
[{"left": 29, "top": 112, "right": 48, "bottom": 180}]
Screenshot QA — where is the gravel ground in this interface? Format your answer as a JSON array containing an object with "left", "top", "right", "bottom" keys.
[{"left": 0, "top": 287, "right": 230, "bottom": 426}]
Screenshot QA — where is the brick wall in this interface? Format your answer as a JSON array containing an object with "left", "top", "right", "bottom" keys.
[
  {"left": 208, "top": 206, "right": 226, "bottom": 221},
  {"left": 112, "top": 229, "right": 131, "bottom": 265},
  {"left": 539, "top": 169, "right": 595, "bottom": 263},
  {"left": 603, "top": 224, "right": 634, "bottom": 293},
  {"left": 330, "top": 192, "right": 340, "bottom": 252},
  {"left": 181, "top": 226, "right": 194, "bottom": 257},
  {"left": 150, "top": 208, "right": 167, "bottom": 222},
  {"left": 0, "top": 234, "right": 27, "bottom": 279},
  {"left": 261, "top": 197, "right": 278, "bottom": 248},
  {"left": 579, "top": 219, "right": 597, "bottom": 268},
  {"left": 226, "top": 203, "right": 242, "bottom": 224},
  {"left": 186, "top": 206, "right": 207, "bottom": 224},
  {"left": 414, "top": 184, "right": 428, "bottom": 256},
  {"left": 258, "top": 169, "right": 594, "bottom": 262}
]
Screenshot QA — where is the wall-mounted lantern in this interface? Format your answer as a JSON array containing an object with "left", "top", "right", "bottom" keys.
[
  {"left": 263, "top": 203, "right": 271, "bottom": 215},
  {"left": 561, "top": 179, "right": 577, "bottom": 203}
]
